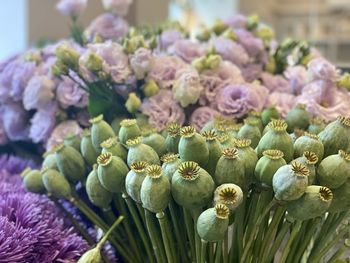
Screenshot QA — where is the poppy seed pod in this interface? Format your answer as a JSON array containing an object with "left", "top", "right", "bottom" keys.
[
  {"left": 272, "top": 161, "right": 309, "bottom": 201},
  {"left": 257, "top": 119, "right": 294, "bottom": 162},
  {"left": 21, "top": 168, "right": 45, "bottom": 193},
  {"left": 54, "top": 144, "right": 86, "bottom": 184},
  {"left": 318, "top": 116, "right": 350, "bottom": 157},
  {"left": 101, "top": 137, "right": 127, "bottom": 161},
  {"left": 89, "top": 114, "right": 115, "bottom": 152},
  {"left": 285, "top": 104, "right": 310, "bottom": 133},
  {"left": 213, "top": 184, "right": 243, "bottom": 212},
  {"left": 142, "top": 128, "right": 167, "bottom": 157},
  {"left": 237, "top": 118, "right": 262, "bottom": 148},
  {"left": 41, "top": 167, "right": 72, "bottom": 199},
  {"left": 64, "top": 133, "right": 81, "bottom": 152},
  {"left": 235, "top": 138, "right": 258, "bottom": 186},
  {"left": 80, "top": 130, "right": 100, "bottom": 167},
  {"left": 118, "top": 119, "right": 141, "bottom": 145},
  {"left": 261, "top": 107, "right": 280, "bottom": 127},
  {"left": 294, "top": 132, "right": 324, "bottom": 162},
  {"left": 217, "top": 133, "right": 235, "bottom": 150},
  {"left": 197, "top": 204, "right": 230, "bottom": 242},
  {"left": 308, "top": 117, "right": 326, "bottom": 135},
  {"left": 179, "top": 126, "right": 209, "bottom": 167},
  {"left": 247, "top": 111, "right": 264, "bottom": 133},
  {"left": 214, "top": 148, "right": 245, "bottom": 189},
  {"left": 328, "top": 179, "right": 350, "bottom": 213},
  {"left": 125, "top": 161, "right": 148, "bottom": 203},
  {"left": 161, "top": 153, "right": 181, "bottom": 181},
  {"left": 126, "top": 137, "right": 160, "bottom": 166},
  {"left": 226, "top": 123, "right": 242, "bottom": 138},
  {"left": 140, "top": 165, "right": 171, "bottom": 213},
  {"left": 111, "top": 116, "right": 127, "bottom": 135},
  {"left": 255, "top": 150, "right": 287, "bottom": 187},
  {"left": 289, "top": 129, "right": 305, "bottom": 143},
  {"left": 317, "top": 150, "right": 350, "bottom": 189},
  {"left": 287, "top": 186, "right": 333, "bottom": 220},
  {"left": 294, "top": 151, "right": 318, "bottom": 185},
  {"left": 97, "top": 152, "right": 129, "bottom": 193},
  {"left": 86, "top": 165, "right": 113, "bottom": 209},
  {"left": 165, "top": 123, "right": 181, "bottom": 153},
  {"left": 171, "top": 161, "right": 215, "bottom": 209},
  {"left": 42, "top": 151, "right": 58, "bottom": 170},
  {"left": 201, "top": 130, "right": 222, "bottom": 176}
]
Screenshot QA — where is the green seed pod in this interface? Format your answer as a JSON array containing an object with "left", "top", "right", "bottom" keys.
[
  {"left": 294, "top": 151, "right": 318, "bottom": 185},
  {"left": 226, "top": 123, "right": 242, "bottom": 138},
  {"left": 64, "top": 133, "right": 81, "bottom": 152},
  {"left": 294, "top": 132, "right": 324, "bottom": 162},
  {"left": 86, "top": 165, "right": 113, "bottom": 209},
  {"left": 118, "top": 119, "right": 141, "bottom": 145},
  {"left": 201, "top": 130, "right": 222, "bottom": 176},
  {"left": 97, "top": 152, "right": 129, "bottom": 193},
  {"left": 77, "top": 247, "right": 101, "bottom": 263},
  {"left": 287, "top": 186, "right": 333, "bottom": 221},
  {"left": 308, "top": 117, "right": 326, "bottom": 135},
  {"left": 285, "top": 104, "right": 310, "bottom": 133},
  {"left": 289, "top": 129, "right": 305, "bottom": 143},
  {"left": 80, "top": 130, "right": 100, "bottom": 166},
  {"left": 171, "top": 161, "right": 215, "bottom": 209},
  {"left": 41, "top": 168, "right": 72, "bottom": 199},
  {"left": 328, "top": 178, "right": 350, "bottom": 213},
  {"left": 54, "top": 144, "right": 86, "bottom": 184},
  {"left": 165, "top": 123, "right": 181, "bottom": 154},
  {"left": 179, "top": 126, "right": 209, "bottom": 167},
  {"left": 142, "top": 128, "right": 166, "bottom": 157},
  {"left": 89, "top": 114, "right": 115, "bottom": 152},
  {"left": 272, "top": 161, "right": 309, "bottom": 201},
  {"left": 126, "top": 137, "right": 160, "bottom": 166},
  {"left": 213, "top": 183, "right": 243, "bottom": 212},
  {"left": 255, "top": 150, "right": 287, "bottom": 187},
  {"left": 161, "top": 153, "right": 181, "bottom": 181},
  {"left": 247, "top": 111, "right": 263, "bottom": 133},
  {"left": 217, "top": 133, "right": 235, "bottom": 150},
  {"left": 21, "top": 168, "right": 45, "bottom": 193},
  {"left": 257, "top": 119, "right": 294, "bottom": 162},
  {"left": 237, "top": 118, "right": 261, "bottom": 148},
  {"left": 235, "top": 138, "right": 258, "bottom": 186},
  {"left": 111, "top": 116, "right": 127, "bottom": 135},
  {"left": 317, "top": 150, "right": 350, "bottom": 189},
  {"left": 140, "top": 165, "right": 171, "bottom": 213},
  {"left": 197, "top": 204, "right": 229, "bottom": 242},
  {"left": 42, "top": 151, "right": 58, "bottom": 170},
  {"left": 214, "top": 148, "right": 245, "bottom": 189},
  {"left": 318, "top": 116, "right": 350, "bottom": 157},
  {"left": 101, "top": 137, "right": 127, "bottom": 161},
  {"left": 261, "top": 107, "right": 280, "bottom": 127},
  {"left": 125, "top": 161, "right": 148, "bottom": 203}
]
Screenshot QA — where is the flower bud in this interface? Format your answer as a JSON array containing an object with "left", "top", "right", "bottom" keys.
[
  {"left": 213, "top": 184, "right": 243, "bottom": 212},
  {"left": 90, "top": 115, "right": 115, "bottom": 152},
  {"left": 141, "top": 165, "right": 171, "bottom": 213},
  {"left": 237, "top": 118, "right": 261, "bottom": 148},
  {"left": 64, "top": 133, "right": 81, "bottom": 152},
  {"left": 125, "top": 92, "right": 142, "bottom": 113},
  {"left": 261, "top": 107, "right": 280, "bottom": 127},
  {"left": 85, "top": 52, "right": 103, "bottom": 73},
  {"left": 308, "top": 117, "right": 326, "bottom": 135},
  {"left": 285, "top": 104, "right": 310, "bottom": 133},
  {"left": 21, "top": 168, "right": 45, "bottom": 193},
  {"left": 77, "top": 247, "right": 101, "bottom": 263},
  {"left": 142, "top": 128, "right": 166, "bottom": 157},
  {"left": 97, "top": 152, "right": 129, "bottom": 193},
  {"left": 337, "top": 72, "right": 350, "bottom": 91},
  {"left": 201, "top": 130, "right": 222, "bottom": 176},
  {"left": 165, "top": 123, "right": 181, "bottom": 153},
  {"left": 161, "top": 153, "right": 181, "bottom": 181},
  {"left": 328, "top": 179, "right": 350, "bottom": 213},
  {"left": 235, "top": 138, "right": 258, "bottom": 186},
  {"left": 141, "top": 80, "right": 160, "bottom": 97},
  {"left": 197, "top": 204, "right": 229, "bottom": 242},
  {"left": 42, "top": 168, "right": 72, "bottom": 199},
  {"left": 192, "top": 56, "right": 207, "bottom": 73},
  {"left": 221, "top": 28, "right": 237, "bottom": 41},
  {"left": 294, "top": 151, "right": 318, "bottom": 185},
  {"left": 118, "top": 119, "right": 141, "bottom": 145},
  {"left": 55, "top": 43, "right": 80, "bottom": 71},
  {"left": 206, "top": 54, "right": 221, "bottom": 70},
  {"left": 42, "top": 151, "right": 58, "bottom": 170},
  {"left": 272, "top": 161, "right": 309, "bottom": 201},
  {"left": 126, "top": 137, "right": 160, "bottom": 166},
  {"left": 126, "top": 161, "right": 148, "bottom": 203},
  {"left": 52, "top": 60, "right": 69, "bottom": 76},
  {"left": 101, "top": 137, "right": 127, "bottom": 161},
  {"left": 172, "top": 161, "right": 215, "bottom": 209},
  {"left": 212, "top": 19, "right": 228, "bottom": 35},
  {"left": 179, "top": 126, "right": 209, "bottom": 167},
  {"left": 196, "top": 25, "right": 211, "bottom": 42},
  {"left": 294, "top": 132, "right": 324, "bottom": 162},
  {"left": 265, "top": 56, "right": 276, "bottom": 74},
  {"left": 80, "top": 130, "right": 100, "bottom": 166},
  {"left": 256, "top": 26, "right": 274, "bottom": 43},
  {"left": 247, "top": 14, "right": 259, "bottom": 29}
]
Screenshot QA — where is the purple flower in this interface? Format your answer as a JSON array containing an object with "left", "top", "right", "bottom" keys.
[
  {"left": 56, "top": 76, "right": 88, "bottom": 109},
  {"left": 235, "top": 29, "right": 264, "bottom": 57},
  {"left": 212, "top": 37, "right": 249, "bottom": 67},
  {"left": 141, "top": 89, "right": 185, "bottom": 131},
  {"left": 190, "top": 107, "right": 220, "bottom": 131},
  {"left": 129, "top": 47, "right": 154, "bottom": 79},
  {"left": 214, "top": 61, "right": 245, "bottom": 83},
  {"left": 23, "top": 75, "right": 55, "bottom": 110},
  {"left": 265, "top": 91, "right": 297, "bottom": 117},
  {"left": 56, "top": 0, "right": 87, "bottom": 17},
  {"left": 284, "top": 66, "right": 307, "bottom": 95},
  {"left": 307, "top": 57, "right": 338, "bottom": 81},
  {"left": 0, "top": 113, "right": 8, "bottom": 145},
  {"left": 46, "top": 120, "right": 82, "bottom": 150},
  {"left": 102, "top": 0, "right": 133, "bottom": 17},
  {"left": 260, "top": 72, "right": 290, "bottom": 93},
  {"left": 241, "top": 63, "right": 263, "bottom": 82},
  {"left": 169, "top": 39, "right": 206, "bottom": 63},
  {"left": 298, "top": 80, "right": 336, "bottom": 107},
  {"left": 224, "top": 14, "right": 248, "bottom": 29},
  {"left": 86, "top": 13, "right": 129, "bottom": 41},
  {"left": 159, "top": 30, "right": 184, "bottom": 51}
]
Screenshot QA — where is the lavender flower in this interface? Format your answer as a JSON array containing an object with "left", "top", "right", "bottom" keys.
[
  {"left": 298, "top": 80, "right": 336, "bottom": 107},
  {"left": 129, "top": 47, "right": 154, "bottom": 79},
  {"left": 56, "top": 0, "right": 87, "bottom": 17},
  {"left": 56, "top": 76, "right": 88, "bottom": 109},
  {"left": 235, "top": 28, "right": 264, "bottom": 57},
  {"left": 265, "top": 91, "right": 297, "bottom": 117},
  {"left": 284, "top": 66, "right": 307, "bottom": 95},
  {"left": 23, "top": 75, "right": 55, "bottom": 110},
  {"left": 190, "top": 106, "right": 220, "bottom": 131},
  {"left": 159, "top": 30, "right": 184, "bottom": 51},
  {"left": 169, "top": 39, "right": 206, "bottom": 63},
  {"left": 260, "top": 72, "right": 290, "bottom": 93},
  {"left": 224, "top": 14, "right": 248, "bottom": 29},
  {"left": 212, "top": 37, "right": 249, "bottom": 67},
  {"left": 307, "top": 57, "right": 338, "bottom": 81},
  {"left": 102, "top": 0, "right": 133, "bottom": 17},
  {"left": 46, "top": 120, "right": 83, "bottom": 150},
  {"left": 241, "top": 63, "right": 263, "bottom": 82},
  {"left": 0, "top": 110, "right": 8, "bottom": 145}
]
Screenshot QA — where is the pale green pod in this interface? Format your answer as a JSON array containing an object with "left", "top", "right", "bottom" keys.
[
  {"left": 111, "top": 116, "right": 127, "bottom": 135},
  {"left": 77, "top": 247, "right": 101, "bottom": 263},
  {"left": 126, "top": 137, "right": 160, "bottom": 166},
  {"left": 64, "top": 133, "right": 81, "bottom": 152},
  {"left": 328, "top": 179, "right": 350, "bottom": 213},
  {"left": 294, "top": 132, "right": 324, "bottom": 162},
  {"left": 213, "top": 184, "right": 243, "bottom": 212},
  {"left": 101, "top": 137, "right": 127, "bottom": 161},
  {"left": 272, "top": 161, "right": 309, "bottom": 201},
  {"left": 140, "top": 165, "right": 171, "bottom": 213},
  {"left": 54, "top": 144, "right": 86, "bottom": 184},
  {"left": 142, "top": 128, "right": 167, "bottom": 157},
  {"left": 214, "top": 148, "right": 245, "bottom": 189},
  {"left": 261, "top": 107, "right": 280, "bottom": 127},
  {"left": 125, "top": 161, "right": 148, "bottom": 203},
  {"left": 285, "top": 104, "right": 310, "bottom": 133},
  {"left": 118, "top": 119, "right": 141, "bottom": 145},
  {"left": 308, "top": 117, "right": 326, "bottom": 135},
  {"left": 247, "top": 111, "right": 264, "bottom": 133},
  {"left": 80, "top": 130, "right": 100, "bottom": 166},
  {"left": 135, "top": 113, "right": 150, "bottom": 129},
  {"left": 97, "top": 152, "right": 129, "bottom": 193},
  {"left": 41, "top": 168, "right": 72, "bottom": 199},
  {"left": 318, "top": 116, "right": 350, "bottom": 157},
  {"left": 287, "top": 186, "right": 333, "bottom": 220},
  {"left": 294, "top": 151, "right": 318, "bottom": 185},
  {"left": 197, "top": 204, "right": 229, "bottom": 242},
  {"left": 201, "top": 130, "right": 222, "bottom": 176},
  {"left": 201, "top": 120, "right": 216, "bottom": 133},
  {"left": 255, "top": 150, "right": 286, "bottom": 187},
  {"left": 235, "top": 138, "right": 258, "bottom": 187},
  {"left": 161, "top": 153, "right": 181, "bottom": 181},
  {"left": 289, "top": 129, "right": 305, "bottom": 143},
  {"left": 179, "top": 126, "right": 209, "bottom": 167},
  {"left": 237, "top": 118, "right": 261, "bottom": 148},
  {"left": 21, "top": 168, "right": 45, "bottom": 193},
  {"left": 42, "top": 151, "right": 58, "bottom": 170},
  {"left": 257, "top": 119, "right": 294, "bottom": 162},
  {"left": 165, "top": 123, "right": 181, "bottom": 153},
  {"left": 225, "top": 123, "right": 242, "bottom": 138},
  {"left": 317, "top": 150, "right": 350, "bottom": 189},
  {"left": 89, "top": 114, "right": 115, "bottom": 151},
  {"left": 217, "top": 133, "right": 235, "bottom": 150},
  {"left": 86, "top": 165, "right": 113, "bottom": 209},
  {"left": 171, "top": 161, "right": 215, "bottom": 209}
]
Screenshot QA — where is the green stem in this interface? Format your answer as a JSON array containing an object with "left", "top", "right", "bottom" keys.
[
  {"left": 183, "top": 208, "right": 196, "bottom": 260},
  {"left": 285, "top": 221, "right": 306, "bottom": 263},
  {"left": 97, "top": 216, "right": 125, "bottom": 249},
  {"left": 209, "top": 242, "right": 214, "bottom": 263},
  {"left": 136, "top": 202, "right": 146, "bottom": 223},
  {"left": 201, "top": 240, "right": 208, "bottom": 263},
  {"left": 279, "top": 220, "right": 302, "bottom": 263},
  {"left": 215, "top": 241, "right": 223, "bottom": 263},
  {"left": 157, "top": 211, "right": 174, "bottom": 263},
  {"left": 192, "top": 208, "right": 202, "bottom": 263},
  {"left": 102, "top": 207, "right": 116, "bottom": 225},
  {"left": 328, "top": 243, "right": 348, "bottom": 263},
  {"left": 223, "top": 230, "right": 229, "bottom": 263}
]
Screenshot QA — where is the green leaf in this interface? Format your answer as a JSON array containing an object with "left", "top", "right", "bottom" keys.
[{"left": 87, "top": 82, "right": 114, "bottom": 117}]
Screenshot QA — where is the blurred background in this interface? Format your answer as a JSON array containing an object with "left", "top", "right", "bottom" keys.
[{"left": 1, "top": 0, "right": 350, "bottom": 66}]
